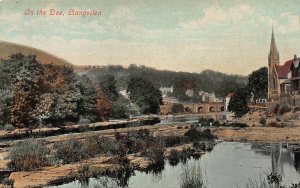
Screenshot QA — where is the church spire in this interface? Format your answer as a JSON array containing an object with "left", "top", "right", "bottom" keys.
[{"left": 269, "top": 26, "right": 279, "bottom": 66}]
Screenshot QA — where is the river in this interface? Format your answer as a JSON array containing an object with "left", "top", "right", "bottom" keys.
[{"left": 51, "top": 142, "right": 300, "bottom": 188}]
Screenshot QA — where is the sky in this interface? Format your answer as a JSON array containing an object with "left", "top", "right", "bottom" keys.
[{"left": 0, "top": 0, "right": 300, "bottom": 75}]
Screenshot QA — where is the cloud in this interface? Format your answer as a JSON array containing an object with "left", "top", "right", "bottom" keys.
[
  {"left": 108, "top": 6, "right": 136, "bottom": 25},
  {"left": 279, "top": 12, "right": 300, "bottom": 32},
  {"left": 179, "top": 4, "right": 253, "bottom": 29}
]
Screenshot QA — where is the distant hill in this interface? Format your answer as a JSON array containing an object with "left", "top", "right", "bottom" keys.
[{"left": 0, "top": 41, "right": 74, "bottom": 67}]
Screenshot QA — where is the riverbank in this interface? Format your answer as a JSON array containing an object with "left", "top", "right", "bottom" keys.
[
  {"left": 0, "top": 124, "right": 216, "bottom": 188},
  {"left": 1, "top": 112, "right": 300, "bottom": 187},
  {"left": 214, "top": 126, "right": 300, "bottom": 143},
  {"left": 0, "top": 116, "right": 160, "bottom": 141}
]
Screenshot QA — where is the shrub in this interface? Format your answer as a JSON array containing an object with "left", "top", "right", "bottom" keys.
[
  {"left": 163, "top": 135, "right": 183, "bottom": 147},
  {"left": 54, "top": 140, "right": 86, "bottom": 164},
  {"left": 78, "top": 118, "right": 91, "bottom": 125},
  {"left": 83, "top": 134, "right": 115, "bottom": 157},
  {"left": 3, "top": 124, "right": 15, "bottom": 131},
  {"left": 212, "top": 120, "right": 220, "bottom": 127},
  {"left": 116, "top": 129, "right": 151, "bottom": 154},
  {"left": 9, "top": 139, "right": 50, "bottom": 171},
  {"left": 144, "top": 138, "right": 165, "bottom": 164},
  {"left": 279, "top": 105, "right": 291, "bottom": 115},
  {"left": 198, "top": 118, "right": 210, "bottom": 127},
  {"left": 267, "top": 122, "right": 284, "bottom": 128},
  {"left": 259, "top": 117, "right": 267, "bottom": 126},
  {"left": 267, "top": 172, "right": 282, "bottom": 185},
  {"left": 2, "top": 178, "right": 14, "bottom": 187},
  {"left": 167, "top": 149, "right": 180, "bottom": 165},
  {"left": 273, "top": 104, "right": 280, "bottom": 114},
  {"left": 184, "top": 127, "right": 215, "bottom": 141},
  {"left": 76, "top": 165, "right": 93, "bottom": 182},
  {"left": 228, "top": 122, "right": 248, "bottom": 128}
]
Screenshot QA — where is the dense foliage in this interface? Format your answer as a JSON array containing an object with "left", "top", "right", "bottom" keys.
[
  {"left": 0, "top": 53, "right": 164, "bottom": 128},
  {"left": 87, "top": 64, "right": 248, "bottom": 101},
  {"left": 228, "top": 88, "right": 250, "bottom": 117},
  {"left": 228, "top": 67, "right": 267, "bottom": 117},
  {"left": 246, "top": 67, "right": 268, "bottom": 100},
  {"left": 127, "top": 77, "right": 163, "bottom": 114}
]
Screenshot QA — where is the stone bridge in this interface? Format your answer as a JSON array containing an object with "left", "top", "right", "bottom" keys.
[{"left": 160, "top": 102, "right": 224, "bottom": 114}]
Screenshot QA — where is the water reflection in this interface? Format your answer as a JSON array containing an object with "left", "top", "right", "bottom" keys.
[
  {"left": 52, "top": 142, "right": 300, "bottom": 188},
  {"left": 251, "top": 143, "right": 300, "bottom": 175}
]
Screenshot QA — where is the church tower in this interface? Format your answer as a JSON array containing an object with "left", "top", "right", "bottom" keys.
[{"left": 268, "top": 27, "right": 280, "bottom": 100}]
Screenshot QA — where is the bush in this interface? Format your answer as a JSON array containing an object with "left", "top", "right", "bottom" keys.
[
  {"left": 54, "top": 140, "right": 86, "bottom": 164},
  {"left": 83, "top": 135, "right": 116, "bottom": 157},
  {"left": 259, "top": 117, "right": 267, "bottom": 126},
  {"left": 78, "top": 118, "right": 91, "bottom": 125},
  {"left": 167, "top": 149, "right": 180, "bottom": 165},
  {"left": 144, "top": 138, "right": 165, "bottom": 164},
  {"left": 111, "top": 98, "right": 130, "bottom": 119},
  {"left": 228, "top": 122, "right": 248, "bottom": 128},
  {"left": 267, "top": 122, "right": 284, "bottom": 128},
  {"left": 3, "top": 124, "right": 15, "bottom": 131},
  {"left": 198, "top": 118, "right": 211, "bottom": 127},
  {"left": 273, "top": 104, "right": 280, "bottom": 114},
  {"left": 163, "top": 135, "right": 183, "bottom": 147},
  {"left": 279, "top": 105, "right": 291, "bottom": 115},
  {"left": 9, "top": 139, "right": 50, "bottom": 171},
  {"left": 184, "top": 127, "right": 215, "bottom": 141}
]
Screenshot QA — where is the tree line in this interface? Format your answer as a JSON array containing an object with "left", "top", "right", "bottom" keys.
[
  {"left": 87, "top": 64, "right": 248, "bottom": 102},
  {"left": 0, "top": 53, "right": 162, "bottom": 129}
]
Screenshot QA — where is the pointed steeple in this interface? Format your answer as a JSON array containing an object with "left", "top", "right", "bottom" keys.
[{"left": 269, "top": 26, "right": 280, "bottom": 66}]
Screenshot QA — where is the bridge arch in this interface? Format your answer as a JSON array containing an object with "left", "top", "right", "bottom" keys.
[
  {"left": 197, "top": 106, "right": 204, "bottom": 113},
  {"left": 184, "top": 107, "right": 192, "bottom": 113},
  {"left": 209, "top": 106, "right": 216, "bottom": 112}
]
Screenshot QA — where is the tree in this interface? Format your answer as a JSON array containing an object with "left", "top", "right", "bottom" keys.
[
  {"left": 228, "top": 88, "right": 250, "bottom": 117},
  {"left": 246, "top": 67, "right": 268, "bottom": 100},
  {"left": 10, "top": 55, "right": 45, "bottom": 128},
  {"left": 171, "top": 104, "right": 184, "bottom": 114},
  {"left": 0, "top": 89, "right": 13, "bottom": 126},
  {"left": 33, "top": 65, "right": 81, "bottom": 126},
  {"left": 95, "top": 86, "right": 112, "bottom": 121},
  {"left": 111, "top": 97, "right": 130, "bottom": 119},
  {"left": 127, "top": 77, "right": 162, "bottom": 114},
  {"left": 97, "top": 74, "right": 118, "bottom": 101},
  {"left": 76, "top": 75, "right": 97, "bottom": 122}
]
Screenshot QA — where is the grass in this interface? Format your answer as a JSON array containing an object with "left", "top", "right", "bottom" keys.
[
  {"left": 180, "top": 165, "right": 207, "bottom": 188},
  {"left": 54, "top": 140, "right": 87, "bottom": 164},
  {"left": 9, "top": 139, "right": 50, "bottom": 171}
]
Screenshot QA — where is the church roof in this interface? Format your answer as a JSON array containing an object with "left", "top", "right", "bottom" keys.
[{"left": 275, "top": 59, "right": 293, "bottom": 79}]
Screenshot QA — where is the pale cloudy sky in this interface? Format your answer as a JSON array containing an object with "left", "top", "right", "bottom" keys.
[{"left": 0, "top": 0, "right": 300, "bottom": 75}]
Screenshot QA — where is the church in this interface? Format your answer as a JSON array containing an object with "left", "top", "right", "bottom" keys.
[{"left": 268, "top": 28, "right": 294, "bottom": 101}]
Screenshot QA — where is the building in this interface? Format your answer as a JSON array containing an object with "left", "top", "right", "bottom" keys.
[
  {"left": 268, "top": 28, "right": 293, "bottom": 100},
  {"left": 268, "top": 27, "right": 280, "bottom": 100},
  {"left": 291, "top": 55, "right": 300, "bottom": 92},
  {"left": 159, "top": 86, "right": 173, "bottom": 94},
  {"left": 276, "top": 59, "right": 293, "bottom": 95},
  {"left": 185, "top": 89, "right": 194, "bottom": 97}
]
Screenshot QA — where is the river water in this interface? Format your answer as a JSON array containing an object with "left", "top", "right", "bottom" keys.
[{"left": 52, "top": 142, "right": 300, "bottom": 188}]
